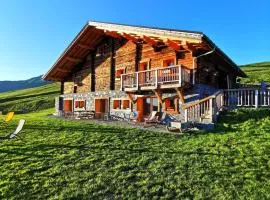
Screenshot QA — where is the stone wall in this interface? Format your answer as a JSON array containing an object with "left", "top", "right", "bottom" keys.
[
  {"left": 59, "top": 90, "right": 183, "bottom": 121},
  {"left": 60, "top": 90, "right": 131, "bottom": 118}
]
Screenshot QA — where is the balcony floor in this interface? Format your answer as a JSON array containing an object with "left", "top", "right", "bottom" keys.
[{"left": 123, "top": 83, "right": 183, "bottom": 92}]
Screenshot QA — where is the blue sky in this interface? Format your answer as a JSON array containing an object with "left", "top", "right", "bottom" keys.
[{"left": 0, "top": 0, "right": 269, "bottom": 81}]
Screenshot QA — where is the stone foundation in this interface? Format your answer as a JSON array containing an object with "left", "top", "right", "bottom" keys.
[{"left": 59, "top": 90, "right": 183, "bottom": 121}]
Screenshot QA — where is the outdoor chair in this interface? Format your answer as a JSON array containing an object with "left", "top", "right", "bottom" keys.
[
  {"left": 144, "top": 111, "right": 159, "bottom": 124},
  {"left": 1, "top": 112, "right": 14, "bottom": 126},
  {"left": 157, "top": 112, "right": 167, "bottom": 124},
  {"left": 0, "top": 119, "right": 26, "bottom": 140},
  {"left": 129, "top": 111, "right": 139, "bottom": 124}
]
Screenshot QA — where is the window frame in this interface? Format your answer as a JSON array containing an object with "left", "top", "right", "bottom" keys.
[
  {"left": 74, "top": 100, "right": 86, "bottom": 110},
  {"left": 112, "top": 98, "right": 131, "bottom": 110}
]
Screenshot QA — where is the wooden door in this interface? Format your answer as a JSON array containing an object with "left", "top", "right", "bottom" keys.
[
  {"left": 95, "top": 98, "right": 109, "bottom": 119},
  {"left": 64, "top": 100, "right": 73, "bottom": 112},
  {"left": 136, "top": 97, "right": 151, "bottom": 122}
]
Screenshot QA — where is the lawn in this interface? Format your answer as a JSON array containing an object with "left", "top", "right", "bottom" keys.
[
  {"left": 240, "top": 62, "right": 270, "bottom": 84},
  {"left": 0, "top": 109, "right": 269, "bottom": 199}
]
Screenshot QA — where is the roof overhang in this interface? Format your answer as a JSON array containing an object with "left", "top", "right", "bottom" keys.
[
  {"left": 202, "top": 35, "right": 247, "bottom": 77},
  {"left": 43, "top": 21, "right": 246, "bottom": 81}
]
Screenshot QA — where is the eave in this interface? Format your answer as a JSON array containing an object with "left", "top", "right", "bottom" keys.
[{"left": 43, "top": 20, "right": 246, "bottom": 81}]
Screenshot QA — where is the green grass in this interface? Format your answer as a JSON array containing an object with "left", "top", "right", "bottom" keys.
[
  {"left": 240, "top": 61, "right": 270, "bottom": 84},
  {"left": 0, "top": 62, "right": 269, "bottom": 199},
  {"left": 0, "top": 109, "right": 269, "bottom": 199},
  {"left": 0, "top": 83, "right": 60, "bottom": 114}
]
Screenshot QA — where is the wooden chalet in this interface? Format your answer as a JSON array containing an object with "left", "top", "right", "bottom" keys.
[{"left": 43, "top": 21, "right": 251, "bottom": 124}]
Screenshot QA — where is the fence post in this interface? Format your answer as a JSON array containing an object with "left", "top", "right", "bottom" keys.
[
  {"left": 255, "top": 90, "right": 259, "bottom": 108},
  {"left": 155, "top": 69, "right": 158, "bottom": 88},
  {"left": 120, "top": 74, "right": 123, "bottom": 91},
  {"left": 184, "top": 109, "right": 188, "bottom": 122},
  {"left": 179, "top": 65, "right": 182, "bottom": 86},
  {"left": 209, "top": 98, "right": 213, "bottom": 122},
  {"left": 221, "top": 91, "right": 224, "bottom": 107},
  {"left": 136, "top": 72, "right": 139, "bottom": 90}
]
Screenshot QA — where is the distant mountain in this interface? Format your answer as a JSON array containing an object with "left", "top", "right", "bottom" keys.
[{"left": 0, "top": 75, "right": 52, "bottom": 93}]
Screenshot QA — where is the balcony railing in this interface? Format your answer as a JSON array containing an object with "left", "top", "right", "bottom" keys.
[{"left": 121, "top": 65, "right": 191, "bottom": 91}]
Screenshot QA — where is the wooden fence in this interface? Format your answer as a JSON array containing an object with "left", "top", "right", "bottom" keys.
[
  {"left": 224, "top": 88, "right": 270, "bottom": 108},
  {"left": 182, "top": 88, "right": 270, "bottom": 123}
]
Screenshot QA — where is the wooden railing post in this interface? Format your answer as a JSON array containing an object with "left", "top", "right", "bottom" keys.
[
  {"left": 120, "top": 74, "right": 123, "bottom": 91},
  {"left": 255, "top": 89, "right": 259, "bottom": 108},
  {"left": 178, "top": 65, "right": 182, "bottom": 85},
  {"left": 136, "top": 72, "right": 139, "bottom": 89},
  {"left": 155, "top": 69, "right": 158, "bottom": 88},
  {"left": 184, "top": 109, "right": 188, "bottom": 122},
  {"left": 209, "top": 98, "right": 213, "bottom": 122}
]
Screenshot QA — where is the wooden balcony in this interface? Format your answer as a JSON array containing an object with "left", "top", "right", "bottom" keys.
[{"left": 121, "top": 65, "right": 191, "bottom": 92}]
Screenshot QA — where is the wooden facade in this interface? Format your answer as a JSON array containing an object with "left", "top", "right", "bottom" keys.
[{"left": 43, "top": 21, "right": 246, "bottom": 121}]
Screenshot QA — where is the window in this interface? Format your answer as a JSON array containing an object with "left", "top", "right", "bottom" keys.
[
  {"left": 115, "top": 69, "right": 125, "bottom": 79},
  {"left": 165, "top": 98, "right": 177, "bottom": 112},
  {"left": 163, "top": 58, "right": 175, "bottom": 67},
  {"left": 113, "top": 100, "right": 121, "bottom": 109},
  {"left": 122, "top": 100, "right": 130, "bottom": 109},
  {"left": 152, "top": 98, "right": 158, "bottom": 111},
  {"left": 74, "top": 100, "right": 86, "bottom": 110},
  {"left": 74, "top": 75, "right": 82, "bottom": 86},
  {"left": 96, "top": 42, "right": 110, "bottom": 57},
  {"left": 112, "top": 99, "right": 131, "bottom": 110}
]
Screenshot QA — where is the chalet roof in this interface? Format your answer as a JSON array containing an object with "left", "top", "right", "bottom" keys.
[{"left": 43, "top": 21, "right": 246, "bottom": 81}]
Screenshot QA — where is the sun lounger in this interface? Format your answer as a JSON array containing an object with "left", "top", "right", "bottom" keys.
[
  {"left": 144, "top": 111, "right": 159, "bottom": 124},
  {"left": 1, "top": 112, "right": 14, "bottom": 126},
  {"left": 0, "top": 119, "right": 25, "bottom": 140}
]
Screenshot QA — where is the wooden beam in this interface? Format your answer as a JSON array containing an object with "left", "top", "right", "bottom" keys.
[
  {"left": 57, "top": 68, "right": 70, "bottom": 73},
  {"left": 51, "top": 76, "right": 62, "bottom": 81},
  {"left": 153, "top": 90, "right": 165, "bottom": 103},
  {"left": 66, "top": 56, "right": 82, "bottom": 63},
  {"left": 127, "top": 93, "right": 137, "bottom": 104},
  {"left": 153, "top": 89, "right": 166, "bottom": 112},
  {"left": 60, "top": 81, "right": 64, "bottom": 94},
  {"left": 122, "top": 33, "right": 140, "bottom": 43},
  {"left": 166, "top": 39, "right": 182, "bottom": 51},
  {"left": 143, "top": 35, "right": 161, "bottom": 46},
  {"left": 104, "top": 30, "right": 122, "bottom": 39},
  {"left": 175, "top": 87, "right": 185, "bottom": 104},
  {"left": 185, "top": 42, "right": 197, "bottom": 53},
  {"left": 77, "top": 43, "right": 93, "bottom": 50}
]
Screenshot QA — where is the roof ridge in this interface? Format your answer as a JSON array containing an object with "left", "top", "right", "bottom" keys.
[{"left": 88, "top": 20, "right": 204, "bottom": 36}]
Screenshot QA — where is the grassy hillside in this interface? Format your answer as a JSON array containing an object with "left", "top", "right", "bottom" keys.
[
  {"left": 0, "top": 75, "right": 52, "bottom": 93},
  {"left": 240, "top": 61, "right": 270, "bottom": 84},
  {"left": 0, "top": 83, "right": 60, "bottom": 114},
  {"left": 0, "top": 109, "right": 269, "bottom": 199}
]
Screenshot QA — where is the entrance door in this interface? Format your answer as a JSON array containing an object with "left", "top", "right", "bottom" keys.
[
  {"left": 136, "top": 97, "right": 147, "bottom": 122},
  {"left": 94, "top": 98, "right": 109, "bottom": 119},
  {"left": 64, "top": 100, "right": 73, "bottom": 112},
  {"left": 136, "top": 97, "right": 158, "bottom": 122}
]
